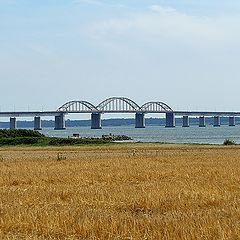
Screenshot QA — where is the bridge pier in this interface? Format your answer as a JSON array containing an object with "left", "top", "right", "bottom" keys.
[
  {"left": 229, "top": 116, "right": 235, "bottom": 126},
  {"left": 135, "top": 113, "right": 145, "bottom": 128},
  {"left": 182, "top": 116, "right": 190, "bottom": 127},
  {"left": 213, "top": 116, "right": 220, "bottom": 127},
  {"left": 91, "top": 113, "right": 102, "bottom": 129},
  {"left": 34, "top": 116, "right": 42, "bottom": 130},
  {"left": 199, "top": 116, "right": 206, "bottom": 127},
  {"left": 10, "top": 117, "right": 16, "bottom": 130},
  {"left": 54, "top": 113, "right": 66, "bottom": 130},
  {"left": 165, "top": 112, "right": 175, "bottom": 128}
]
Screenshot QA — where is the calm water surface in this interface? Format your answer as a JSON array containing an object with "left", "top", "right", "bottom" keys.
[{"left": 40, "top": 125, "right": 240, "bottom": 144}]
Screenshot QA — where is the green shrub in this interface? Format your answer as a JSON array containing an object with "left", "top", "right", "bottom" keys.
[
  {"left": 48, "top": 137, "right": 111, "bottom": 146},
  {"left": 223, "top": 139, "right": 236, "bottom": 145},
  {"left": 0, "top": 129, "right": 44, "bottom": 138},
  {"left": 0, "top": 137, "right": 40, "bottom": 146},
  {"left": 0, "top": 129, "right": 115, "bottom": 146}
]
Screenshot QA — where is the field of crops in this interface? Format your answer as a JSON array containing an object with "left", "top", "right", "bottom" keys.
[{"left": 0, "top": 144, "right": 240, "bottom": 239}]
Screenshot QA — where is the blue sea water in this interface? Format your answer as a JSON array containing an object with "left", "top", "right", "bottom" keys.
[{"left": 39, "top": 125, "right": 240, "bottom": 145}]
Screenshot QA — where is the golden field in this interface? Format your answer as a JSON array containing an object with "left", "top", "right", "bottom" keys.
[{"left": 0, "top": 143, "right": 240, "bottom": 239}]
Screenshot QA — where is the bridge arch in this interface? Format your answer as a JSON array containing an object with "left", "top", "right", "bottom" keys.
[
  {"left": 57, "top": 101, "right": 98, "bottom": 112},
  {"left": 57, "top": 98, "right": 173, "bottom": 113},
  {"left": 97, "top": 97, "right": 141, "bottom": 112},
  {"left": 141, "top": 102, "right": 173, "bottom": 112}
]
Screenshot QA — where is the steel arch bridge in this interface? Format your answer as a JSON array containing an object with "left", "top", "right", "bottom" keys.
[
  {"left": 97, "top": 97, "right": 141, "bottom": 113},
  {"left": 58, "top": 101, "right": 98, "bottom": 113},
  {"left": 57, "top": 97, "right": 173, "bottom": 113},
  {"left": 141, "top": 102, "right": 173, "bottom": 113}
]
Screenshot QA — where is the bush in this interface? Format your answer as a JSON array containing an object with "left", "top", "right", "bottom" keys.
[
  {"left": 0, "top": 129, "right": 44, "bottom": 138},
  {"left": 48, "top": 138, "right": 111, "bottom": 146},
  {"left": 48, "top": 138, "right": 79, "bottom": 146},
  {"left": 0, "top": 129, "right": 117, "bottom": 146},
  {"left": 0, "top": 137, "right": 40, "bottom": 146},
  {"left": 223, "top": 139, "right": 236, "bottom": 145}
]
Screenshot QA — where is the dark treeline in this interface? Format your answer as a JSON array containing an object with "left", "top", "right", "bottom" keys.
[{"left": 0, "top": 117, "right": 239, "bottom": 128}]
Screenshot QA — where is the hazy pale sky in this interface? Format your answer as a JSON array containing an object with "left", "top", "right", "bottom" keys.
[{"left": 1, "top": 0, "right": 240, "bottom": 112}]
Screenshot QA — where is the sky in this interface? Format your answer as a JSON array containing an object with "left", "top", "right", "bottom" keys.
[{"left": 1, "top": 0, "right": 240, "bottom": 113}]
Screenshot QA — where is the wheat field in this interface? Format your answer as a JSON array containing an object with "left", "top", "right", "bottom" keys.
[{"left": 0, "top": 144, "right": 240, "bottom": 239}]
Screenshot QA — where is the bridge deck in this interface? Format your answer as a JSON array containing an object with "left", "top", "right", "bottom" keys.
[
  {"left": 0, "top": 110, "right": 240, "bottom": 117},
  {"left": 0, "top": 111, "right": 62, "bottom": 117}
]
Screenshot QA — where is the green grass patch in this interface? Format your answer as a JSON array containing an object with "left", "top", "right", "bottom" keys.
[
  {"left": 0, "top": 129, "right": 113, "bottom": 146},
  {"left": 48, "top": 137, "right": 111, "bottom": 146}
]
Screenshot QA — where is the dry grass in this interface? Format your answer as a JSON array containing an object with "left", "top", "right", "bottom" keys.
[{"left": 0, "top": 143, "right": 240, "bottom": 239}]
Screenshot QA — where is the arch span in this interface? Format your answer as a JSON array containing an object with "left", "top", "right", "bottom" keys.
[
  {"left": 57, "top": 101, "right": 98, "bottom": 112},
  {"left": 57, "top": 98, "right": 173, "bottom": 113},
  {"left": 97, "top": 97, "right": 141, "bottom": 112},
  {"left": 141, "top": 102, "right": 173, "bottom": 112}
]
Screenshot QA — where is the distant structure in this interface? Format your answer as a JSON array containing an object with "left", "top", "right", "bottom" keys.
[{"left": 0, "top": 97, "right": 239, "bottom": 130}]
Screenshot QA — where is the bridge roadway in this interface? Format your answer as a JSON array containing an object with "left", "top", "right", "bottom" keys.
[
  {"left": 0, "top": 111, "right": 61, "bottom": 118},
  {"left": 0, "top": 110, "right": 239, "bottom": 130},
  {"left": 0, "top": 97, "right": 239, "bottom": 129},
  {"left": 1, "top": 110, "right": 240, "bottom": 117}
]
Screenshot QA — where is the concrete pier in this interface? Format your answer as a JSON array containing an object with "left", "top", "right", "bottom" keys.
[
  {"left": 229, "top": 116, "right": 235, "bottom": 126},
  {"left": 135, "top": 113, "right": 145, "bottom": 128},
  {"left": 91, "top": 113, "right": 102, "bottom": 129},
  {"left": 34, "top": 116, "right": 42, "bottom": 130},
  {"left": 182, "top": 116, "right": 190, "bottom": 127},
  {"left": 199, "top": 116, "right": 206, "bottom": 127},
  {"left": 213, "top": 116, "right": 220, "bottom": 127},
  {"left": 165, "top": 112, "right": 175, "bottom": 128},
  {"left": 54, "top": 114, "right": 66, "bottom": 130},
  {"left": 10, "top": 117, "right": 16, "bottom": 130}
]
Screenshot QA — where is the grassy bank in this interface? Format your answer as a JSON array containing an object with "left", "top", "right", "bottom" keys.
[
  {"left": 0, "top": 144, "right": 240, "bottom": 239},
  {"left": 0, "top": 129, "right": 113, "bottom": 146}
]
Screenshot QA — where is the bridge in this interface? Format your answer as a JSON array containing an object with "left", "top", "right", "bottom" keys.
[{"left": 0, "top": 97, "right": 239, "bottom": 130}]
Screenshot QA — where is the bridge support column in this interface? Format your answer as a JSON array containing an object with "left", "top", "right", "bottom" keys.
[
  {"left": 229, "top": 116, "right": 235, "bottom": 126},
  {"left": 91, "top": 113, "right": 102, "bottom": 129},
  {"left": 10, "top": 117, "right": 16, "bottom": 130},
  {"left": 199, "top": 116, "right": 206, "bottom": 127},
  {"left": 213, "top": 116, "right": 220, "bottom": 127},
  {"left": 135, "top": 113, "right": 145, "bottom": 128},
  {"left": 182, "top": 116, "right": 189, "bottom": 127},
  {"left": 165, "top": 112, "right": 175, "bottom": 128},
  {"left": 54, "top": 113, "right": 66, "bottom": 130},
  {"left": 34, "top": 116, "right": 42, "bottom": 130}
]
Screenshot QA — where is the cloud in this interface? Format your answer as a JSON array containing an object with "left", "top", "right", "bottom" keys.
[
  {"left": 111, "top": 3, "right": 128, "bottom": 9},
  {"left": 73, "top": 0, "right": 103, "bottom": 6},
  {"left": 149, "top": 5, "right": 177, "bottom": 14},
  {"left": 89, "top": 5, "right": 240, "bottom": 48},
  {"left": 73, "top": 0, "right": 127, "bottom": 9}
]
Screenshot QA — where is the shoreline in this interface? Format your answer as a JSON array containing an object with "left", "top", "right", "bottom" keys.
[{"left": 0, "top": 141, "right": 239, "bottom": 151}]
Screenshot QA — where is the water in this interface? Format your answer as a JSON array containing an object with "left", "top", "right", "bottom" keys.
[{"left": 39, "top": 125, "right": 240, "bottom": 144}]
